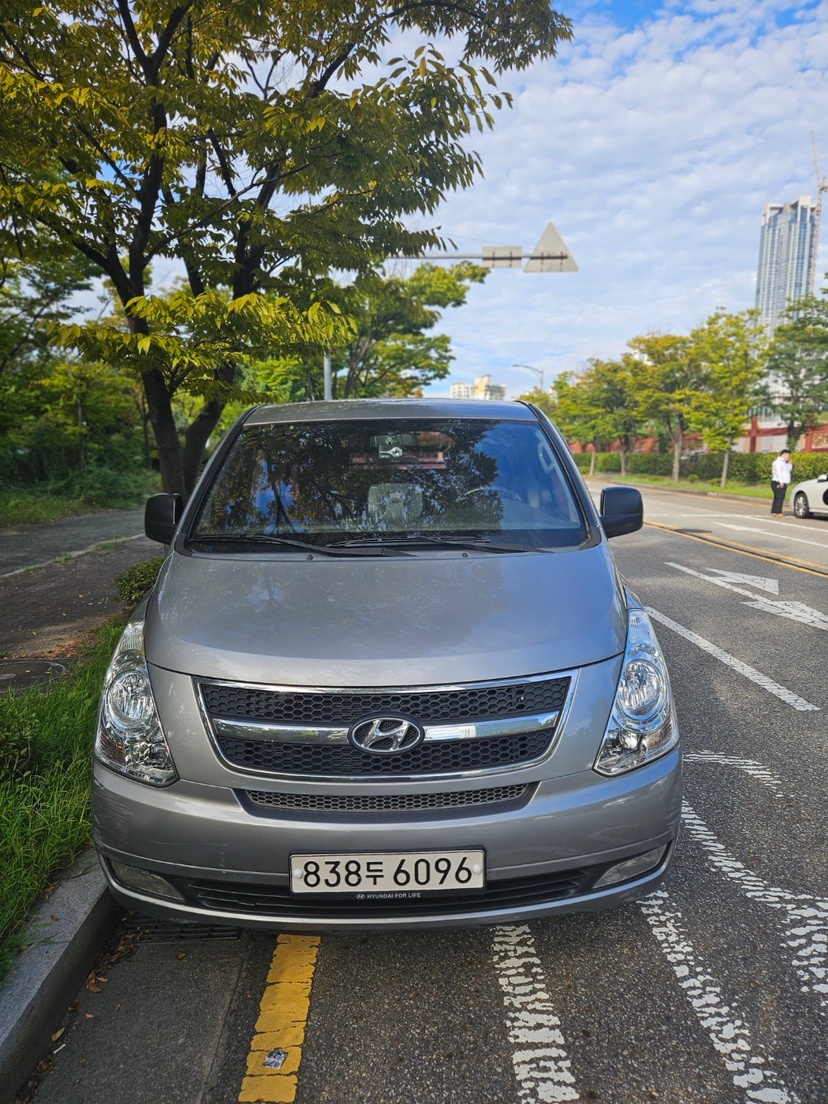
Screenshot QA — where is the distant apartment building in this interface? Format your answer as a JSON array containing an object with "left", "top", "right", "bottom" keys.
[
  {"left": 755, "top": 196, "right": 818, "bottom": 335},
  {"left": 449, "top": 374, "right": 507, "bottom": 401}
]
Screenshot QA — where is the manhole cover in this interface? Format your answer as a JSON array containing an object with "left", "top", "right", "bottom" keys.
[{"left": 0, "top": 659, "right": 68, "bottom": 693}]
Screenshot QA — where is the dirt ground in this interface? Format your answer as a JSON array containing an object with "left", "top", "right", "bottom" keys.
[{"left": 0, "top": 537, "right": 159, "bottom": 659}]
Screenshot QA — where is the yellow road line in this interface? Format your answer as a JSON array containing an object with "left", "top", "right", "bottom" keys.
[
  {"left": 645, "top": 521, "right": 828, "bottom": 579},
  {"left": 238, "top": 933, "right": 320, "bottom": 1103}
]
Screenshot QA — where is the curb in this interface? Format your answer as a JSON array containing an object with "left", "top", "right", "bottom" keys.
[
  {"left": 584, "top": 476, "right": 764, "bottom": 506},
  {"left": 0, "top": 533, "right": 145, "bottom": 580},
  {"left": 0, "top": 850, "right": 123, "bottom": 1104}
]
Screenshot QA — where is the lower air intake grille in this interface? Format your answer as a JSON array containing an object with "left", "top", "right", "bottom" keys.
[
  {"left": 242, "top": 784, "right": 527, "bottom": 814},
  {"left": 180, "top": 867, "right": 594, "bottom": 919}
]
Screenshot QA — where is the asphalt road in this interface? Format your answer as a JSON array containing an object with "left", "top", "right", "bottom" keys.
[{"left": 22, "top": 490, "right": 828, "bottom": 1104}]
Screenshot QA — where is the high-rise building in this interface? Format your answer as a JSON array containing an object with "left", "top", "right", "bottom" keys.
[
  {"left": 755, "top": 196, "right": 818, "bottom": 335},
  {"left": 449, "top": 374, "right": 507, "bottom": 401}
]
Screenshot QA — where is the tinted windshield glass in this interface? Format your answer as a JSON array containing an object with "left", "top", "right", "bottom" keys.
[{"left": 190, "top": 418, "right": 587, "bottom": 549}]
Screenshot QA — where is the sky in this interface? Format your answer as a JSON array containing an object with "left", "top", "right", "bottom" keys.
[{"left": 415, "top": 0, "right": 828, "bottom": 398}]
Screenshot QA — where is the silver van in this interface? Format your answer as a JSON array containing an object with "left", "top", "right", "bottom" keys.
[{"left": 92, "top": 399, "right": 681, "bottom": 930}]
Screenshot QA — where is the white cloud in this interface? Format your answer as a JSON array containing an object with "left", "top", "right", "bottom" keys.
[{"left": 423, "top": 0, "right": 828, "bottom": 396}]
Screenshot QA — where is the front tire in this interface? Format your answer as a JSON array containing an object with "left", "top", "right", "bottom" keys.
[{"left": 794, "top": 492, "right": 812, "bottom": 519}]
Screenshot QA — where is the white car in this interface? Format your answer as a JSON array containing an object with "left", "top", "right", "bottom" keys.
[{"left": 791, "top": 472, "right": 828, "bottom": 519}]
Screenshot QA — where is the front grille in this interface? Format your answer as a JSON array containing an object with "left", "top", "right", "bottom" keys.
[
  {"left": 181, "top": 866, "right": 594, "bottom": 919},
  {"left": 199, "top": 678, "right": 569, "bottom": 726},
  {"left": 218, "top": 729, "right": 553, "bottom": 776},
  {"left": 242, "top": 784, "right": 528, "bottom": 814},
  {"left": 199, "top": 674, "right": 570, "bottom": 779}
]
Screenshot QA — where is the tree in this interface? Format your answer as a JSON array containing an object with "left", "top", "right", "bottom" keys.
[
  {"left": 687, "top": 309, "right": 769, "bottom": 486},
  {"left": 765, "top": 294, "right": 828, "bottom": 449},
  {"left": 0, "top": 1, "right": 572, "bottom": 496},
  {"left": 629, "top": 334, "right": 707, "bottom": 482},
  {"left": 549, "top": 372, "right": 597, "bottom": 468},
  {"left": 330, "top": 262, "right": 488, "bottom": 399}
]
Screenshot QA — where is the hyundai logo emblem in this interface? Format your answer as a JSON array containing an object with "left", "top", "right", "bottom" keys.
[{"left": 348, "top": 714, "right": 425, "bottom": 755}]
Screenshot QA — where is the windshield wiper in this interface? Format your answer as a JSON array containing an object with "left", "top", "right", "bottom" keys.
[
  {"left": 189, "top": 534, "right": 390, "bottom": 556},
  {"left": 331, "top": 535, "right": 532, "bottom": 553}
]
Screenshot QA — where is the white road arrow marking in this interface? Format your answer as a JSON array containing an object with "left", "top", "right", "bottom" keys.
[
  {"left": 666, "top": 563, "right": 828, "bottom": 631},
  {"left": 742, "top": 598, "right": 828, "bottom": 631},
  {"left": 706, "top": 568, "right": 779, "bottom": 594}
]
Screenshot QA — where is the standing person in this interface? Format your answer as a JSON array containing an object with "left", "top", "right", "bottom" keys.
[{"left": 770, "top": 447, "right": 793, "bottom": 516}]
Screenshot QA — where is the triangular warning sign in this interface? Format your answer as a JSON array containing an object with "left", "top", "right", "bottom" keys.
[{"left": 524, "top": 222, "right": 578, "bottom": 272}]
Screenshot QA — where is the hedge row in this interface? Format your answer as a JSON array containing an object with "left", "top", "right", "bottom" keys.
[{"left": 572, "top": 450, "right": 828, "bottom": 484}]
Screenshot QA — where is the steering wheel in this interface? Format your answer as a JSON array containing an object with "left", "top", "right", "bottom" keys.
[{"left": 458, "top": 486, "right": 522, "bottom": 502}]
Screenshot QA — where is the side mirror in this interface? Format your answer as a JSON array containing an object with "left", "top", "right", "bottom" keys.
[
  {"left": 145, "top": 493, "right": 184, "bottom": 544},
  {"left": 599, "top": 485, "right": 643, "bottom": 538},
  {"left": 817, "top": 474, "right": 828, "bottom": 483}
]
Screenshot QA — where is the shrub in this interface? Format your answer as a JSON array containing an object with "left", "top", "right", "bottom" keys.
[{"left": 116, "top": 556, "right": 165, "bottom": 608}]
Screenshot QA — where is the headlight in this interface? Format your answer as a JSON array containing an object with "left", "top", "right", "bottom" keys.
[
  {"left": 594, "top": 606, "right": 678, "bottom": 776},
  {"left": 95, "top": 620, "right": 177, "bottom": 786}
]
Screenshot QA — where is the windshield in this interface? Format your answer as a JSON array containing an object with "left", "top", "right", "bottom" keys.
[{"left": 189, "top": 417, "right": 587, "bottom": 550}]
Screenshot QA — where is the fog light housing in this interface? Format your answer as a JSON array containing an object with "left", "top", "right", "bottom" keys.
[
  {"left": 108, "top": 859, "right": 184, "bottom": 902},
  {"left": 593, "top": 846, "right": 668, "bottom": 889}
]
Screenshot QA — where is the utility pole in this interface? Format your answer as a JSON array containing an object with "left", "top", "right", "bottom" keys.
[
  {"left": 809, "top": 131, "right": 828, "bottom": 296},
  {"left": 512, "top": 363, "right": 545, "bottom": 390}
]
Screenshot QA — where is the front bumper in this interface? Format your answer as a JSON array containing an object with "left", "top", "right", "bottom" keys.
[{"left": 92, "top": 746, "right": 682, "bottom": 931}]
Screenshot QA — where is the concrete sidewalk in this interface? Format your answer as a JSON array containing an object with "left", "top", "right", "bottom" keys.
[
  {"left": 0, "top": 508, "right": 145, "bottom": 577},
  {"left": 0, "top": 511, "right": 152, "bottom": 1100}
]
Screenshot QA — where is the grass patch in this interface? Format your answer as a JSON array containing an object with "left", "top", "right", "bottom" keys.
[
  {"left": 593, "top": 472, "right": 773, "bottom": 501},
  {"left": 0, "top": 470, "right": 160, "bottom": 528},
  {"left": 0, "top": 621, "right": 124, "bottom": 980}
]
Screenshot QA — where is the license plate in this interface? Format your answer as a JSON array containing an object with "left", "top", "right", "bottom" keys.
[{"left": 290, "top": 850, "right": 485, "bottom": 896}]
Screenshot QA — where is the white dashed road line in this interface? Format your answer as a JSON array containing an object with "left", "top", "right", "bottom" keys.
[
  {"left": 684, "top": 751, "right": 790, "bottom": 799},
  {"left": 492, "top": 925, "right": 580, "bottom": 1103},
  {"left": 682, "top": 802, "right": 828, "bottom": 1006},
  {"left": 639, "top": 889, "right": 800, "bottom": 1104}
]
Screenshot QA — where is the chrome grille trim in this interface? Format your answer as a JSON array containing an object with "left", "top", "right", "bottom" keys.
[{"left": 212, "top": 711, "right": 560, "bottom": 745}]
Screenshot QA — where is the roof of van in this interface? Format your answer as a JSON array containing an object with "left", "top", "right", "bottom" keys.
[{"left": 244, "top": 398, "right": 537, "bottom": 424}]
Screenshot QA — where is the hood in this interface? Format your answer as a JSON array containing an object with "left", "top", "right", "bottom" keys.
[{"left": 145, "top": 546, "right": 627, "bottom": 686}]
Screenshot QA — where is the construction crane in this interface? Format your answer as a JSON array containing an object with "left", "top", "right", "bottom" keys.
[{"left": 809, "top": 131, "right": 828, "bottom": 294}]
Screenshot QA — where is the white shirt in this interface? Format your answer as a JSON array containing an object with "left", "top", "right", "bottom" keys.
[{"left": 771, "top": 455, "right": 792, "bottom": 484}]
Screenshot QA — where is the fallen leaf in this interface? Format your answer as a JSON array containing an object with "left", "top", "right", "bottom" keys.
[
  {"left": 177, "top": 951, "right": 186, "bottom": 960},
  {"left": 115, "top": 1003, "right": 121, "bottom": 1013},
  {"left": 51, "top": 915, "right": 59, "bottom": 921},
  {"left": 85, "top": 1014, "right": 95, "bottom": 1020},
  {"left": 51, "top": 1028, "right": 65, "bottom": 1043}
]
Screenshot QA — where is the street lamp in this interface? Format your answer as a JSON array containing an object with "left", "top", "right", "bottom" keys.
[{"left": 512, "top": 363, "right": 545, "bottom": 390}]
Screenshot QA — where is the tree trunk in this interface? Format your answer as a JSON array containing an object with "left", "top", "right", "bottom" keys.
[
  {"left": 589, "top": 448, "right": 596, "bottom": 477},
  {"left": 142, "top": 367, "right": 187, "bottom": 497},
  {"left": 619, "top": 446, "right": 627, "bottom": 477},
  {"left": 182, "top": 398, "right": 227, "bottom": 496},
  {"left": 671, "top": 428, "right": 683, "bottom": 482},
  {"left": 720, "top": 449, "right": 731, "bottom": 489}
]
